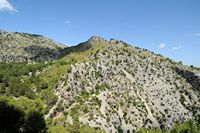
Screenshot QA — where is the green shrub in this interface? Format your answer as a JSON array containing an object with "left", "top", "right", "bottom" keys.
[
  {"left": 49, "top": 124, "right": 67, "bottom": 133},
  {"left": 95, "top": 83, "right": 109, "bottom": 94},
  {"left": 0, "top": 96, "right": 46, "bottom": 133},
  {"left": 40, "top": 89, "right": 58, "bottom": 107}
]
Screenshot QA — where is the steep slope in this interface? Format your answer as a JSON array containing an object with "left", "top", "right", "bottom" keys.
[
  {"left": 49, "top": 37, "right": 200, "bottom": 132},
  {"left": 0, "top": 30, "right": 65, "bottom": 62},
  {"left": 0, "top": 32, "right": 200, "bottom": 132}
]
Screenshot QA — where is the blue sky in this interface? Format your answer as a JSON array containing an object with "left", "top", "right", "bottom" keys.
[{"left": 0, "top": 0, "right": 200, "bottom": 67}]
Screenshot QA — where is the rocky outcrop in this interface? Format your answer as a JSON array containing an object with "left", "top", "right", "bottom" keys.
[
  {"left": 175, "top": 67, "right": 200, "bottom": 92},
  {"left": 51, "top": 38, "right": 200, "bottom": 132},
  {"left": 0, "top": 30, "right": 65, "bottom": 62},
  {"left": 88, "top": 36, "right": 108, "bottom": 45},
  {"left": 61, "top": 36, "right": 109, "bottom": 55}
]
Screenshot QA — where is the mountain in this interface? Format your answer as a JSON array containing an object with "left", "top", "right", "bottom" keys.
[
  {"left": 51, "top": 36, "right": 200, "bottom": 132},
  {"left": 0, "top": 30, "right": 65, "bottom": 62},
  {"left": 0, "top": 31, "right": 200, "bottom": 133}
]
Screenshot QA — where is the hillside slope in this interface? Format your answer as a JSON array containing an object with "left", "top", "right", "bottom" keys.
[
  {"left": 0, "top": 33, "right": 200, "bottom": 133},
  {"left": 0, "top": 30, "right": 65, "bottom": 62},
  {"left": 49, "top": 37, "right": 200, "bottom": 132}
]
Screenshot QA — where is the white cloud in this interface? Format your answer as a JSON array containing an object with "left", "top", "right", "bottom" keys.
[
  {"left": 193, "top": 32, "right": 200, "bottom": 37},
  {"left": 65, "top": 20, "right": 71, "bottom": 24},
  {"left": 158, "top": 43, "right": 166, "bottom": 49},
  {"left": 0, "top": 0, "right": 17, "bottom": 12},
  {"left": 188, "top": 32, "right": 200, "bottom": 38},
  {"left": 64, "top": 20, "right": 72, "bottom": 26},
  {"left": 172, "top": 45, "right": 182, "bottom": 51}
]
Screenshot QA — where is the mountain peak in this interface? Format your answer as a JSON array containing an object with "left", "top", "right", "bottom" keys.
[{"left": 87, "top": 36, "right": 108, "bottom": 44}]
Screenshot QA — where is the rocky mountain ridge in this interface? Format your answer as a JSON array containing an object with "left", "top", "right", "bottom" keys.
[
  {"left": 0, "top": 30, "right": 65, "bottom": 62},
  {"left": 49, "top": 37, "right": 200, "bottom": 132}
]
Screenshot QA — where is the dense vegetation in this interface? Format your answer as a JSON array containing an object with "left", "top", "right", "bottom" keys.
[
  {"left": 0, "top": 62, "right": 62, "bottom": 132},
  {"left": 0, "top": 63, "right": 47, "bottom": 97},
  {"left": 0, "top": 96, "right": 46, "bottom": 133},
  {"left": 0, "top": 62, "right": 63, "bottom": 132},
  {"left": 0, "top": 61, "right": 65, "bottom": 107}
]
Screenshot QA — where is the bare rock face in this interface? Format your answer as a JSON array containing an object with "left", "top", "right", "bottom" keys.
[
  {"left": 175, "top": 67, "right": 200, "bottom": 92},
  {"left": 51, "top": 38, "right": 200, "bottom": 132},
  {"left": 0, "top": 30, "right": 66, "bottom": 62}
]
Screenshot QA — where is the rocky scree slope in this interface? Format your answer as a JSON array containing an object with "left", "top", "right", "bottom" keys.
[
  {"left": 0, "top": 30, "right": 65, "bottom": 62},
  {"left": 50, "top": 37, "right": 200, "bottom": 133}
]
